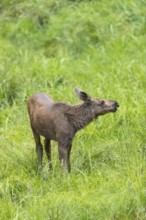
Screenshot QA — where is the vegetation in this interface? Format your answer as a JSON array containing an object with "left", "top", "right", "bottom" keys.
[{"left": 0, "top": 0, "right": 146, "bottom": 219}]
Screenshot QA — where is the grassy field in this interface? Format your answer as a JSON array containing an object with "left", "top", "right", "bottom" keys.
[{"left": 0, "top": 0, "right": 146, "bottom": 219}]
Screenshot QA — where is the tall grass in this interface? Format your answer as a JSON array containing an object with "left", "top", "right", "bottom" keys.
[{"left": 0, "top": 0, "right": 146, "bottom": 219}]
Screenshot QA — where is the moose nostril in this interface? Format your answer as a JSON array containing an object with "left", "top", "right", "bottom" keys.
[{"left": 116, "top": 102, "right": 119, "bottom": 108}]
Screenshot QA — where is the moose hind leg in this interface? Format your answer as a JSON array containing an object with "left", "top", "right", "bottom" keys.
[
  {"left": 44, "top": 139, "right": 52, "bottom": 170},
  {"left": 32, "top": 128, "right": 43, "bottom": 172}
]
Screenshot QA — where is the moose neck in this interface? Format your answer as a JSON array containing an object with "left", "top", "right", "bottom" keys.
[{"left": 66, "top": 102, "right": 96, "bottom": 132}]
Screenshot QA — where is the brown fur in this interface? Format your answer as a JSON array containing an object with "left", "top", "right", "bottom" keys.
[{"left": 27, "top": 88, "right": 119, "bottom": 172}]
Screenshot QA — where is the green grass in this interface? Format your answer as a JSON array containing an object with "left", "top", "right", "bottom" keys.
[{"left": 0, "top": 0, "right": 146, "bottom": 219}]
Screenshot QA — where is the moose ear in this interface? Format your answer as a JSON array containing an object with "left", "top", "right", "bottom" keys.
[{"left": 74, "top": 88, "right": 91, "bottom": 101}]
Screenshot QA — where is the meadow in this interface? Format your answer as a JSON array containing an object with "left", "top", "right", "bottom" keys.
[{"left": 0, "top": 0, "right": 146, "bottom": 219}]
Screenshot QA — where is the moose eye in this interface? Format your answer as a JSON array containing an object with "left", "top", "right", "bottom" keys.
[{"left": 100, "top": 100, "right": 105, "bottom": 106}]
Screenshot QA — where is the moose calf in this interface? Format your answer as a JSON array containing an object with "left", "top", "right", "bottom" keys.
[{"left": 27, "top": 88, "right": 119, "bottom": 172}]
